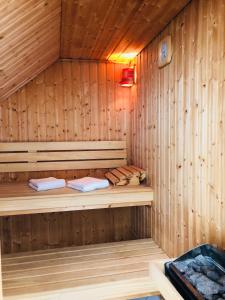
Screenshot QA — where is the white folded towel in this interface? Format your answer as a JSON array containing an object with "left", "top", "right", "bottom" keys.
[
  {"left": 29, "top": 177, "right": 66, "bottom": 191},
  {"left": 67, "top": 177, "right": 109, "bottom": 192}
]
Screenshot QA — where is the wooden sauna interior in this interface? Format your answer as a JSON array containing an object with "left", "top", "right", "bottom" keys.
[{"left": 0, "top": 0, "right": 224, "bottom": 299}]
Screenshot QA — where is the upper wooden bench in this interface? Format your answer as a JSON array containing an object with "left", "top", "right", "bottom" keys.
[{"left": 0, "top": 141, "right": 153, "bottom": 216}]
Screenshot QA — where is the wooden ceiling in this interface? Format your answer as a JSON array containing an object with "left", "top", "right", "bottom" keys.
[
  {"left": 61, "top": 0, "right": 190, "bottom": 62},
  {"left": 0, "top": 0, "right": 61, "bottom": 101},
  {"left": 0, "top": 0, "right": 190, "bottom": 100}
]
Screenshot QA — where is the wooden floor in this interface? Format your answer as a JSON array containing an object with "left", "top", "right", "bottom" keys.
[{"left": 2, "top": 238, "right": 168, "bottom": 299}]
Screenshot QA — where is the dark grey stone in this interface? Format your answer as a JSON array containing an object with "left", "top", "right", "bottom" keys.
[
  {"left": 218, "top": 276, "right": 225, "bottom": 285},
  {"left": 189, "top": 273, "right": 202, "bottom": 286},
  {"left": 190, "top": 262, "right": 202, "bottom": 272},
  {"left": 186, "top": 268, "right": 195, "bottom": 276},
  {"left": 173, "top": 261, "right": 189, "bottom": 273},
  {"left": 205, "top": 270, "right": 221, "bottom": 282},
  {"left": 195, "top": 255, "right": 214, "bottom": 267},
  {"left": 195, "top": 274, "right": 221, "bottom": 295}
]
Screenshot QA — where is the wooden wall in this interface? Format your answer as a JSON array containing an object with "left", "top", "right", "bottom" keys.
[
  {"left": 0, "top": 60, "right": 134, "bottom": 253},
  {"left": 131, "top": 0, "right": 225, "bottom": 257}
]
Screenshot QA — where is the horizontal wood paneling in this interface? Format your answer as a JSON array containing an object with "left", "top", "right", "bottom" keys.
[
  {"left": 131, "top": 0, "right": 225, "bottom": 257},
  {"left": 0, "top": 0, "right": 61, "bottom": 101},
  {"left": 61, "top": 0, "right": 190, "bottom": 62},
  {"left": 0, "top": 60, "right": 134, "bottom": 254}
]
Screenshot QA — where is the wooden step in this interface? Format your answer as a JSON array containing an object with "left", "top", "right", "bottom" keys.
[{"left": 2, "top": 239, "right": 168, "bottom": 299}]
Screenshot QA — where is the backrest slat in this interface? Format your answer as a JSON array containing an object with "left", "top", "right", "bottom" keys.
[
  {"left": 0, "top": 150, "right": 126, "bottom": 163},
  {"left": 0, "top": 141, "right": 127, "bottom": 173},
  {"left": 0, "top": 141, "right": 125, "bottom": 152}
]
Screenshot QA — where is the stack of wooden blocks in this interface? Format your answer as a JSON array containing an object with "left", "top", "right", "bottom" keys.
[{"left": 105, "top": 166, "right": 146, "bottom": 186}]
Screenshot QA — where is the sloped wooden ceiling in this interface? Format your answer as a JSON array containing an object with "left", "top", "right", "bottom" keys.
[
  {"left": 61, "top": 0, "right": 190, "bottom": 62},
  {"left": 0, "top": 0, "right": 190, "bottom": 100},
  {"left": 0, "top": 0, "right": 61, "bottom": 100}
]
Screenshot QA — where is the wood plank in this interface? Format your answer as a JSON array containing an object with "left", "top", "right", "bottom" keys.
[
  {"left": 3, "top": 278, "right": 159, "bottom": 300},
  {"left": 0, "top": 150, "right": 127, "bottom": 162},
  {"left": 105, "top": 172, "right": 120, "bottom": 186},
  {"left": 2, "top": 239, "right": 168, "bottom": 299},
  {"left": 149, "top": 260, "right": 183, "bottom": 300},
  {"left": 0, "top": 159, "right": 127, "bottom": 173},
  {"left": 0, "top": 141, "right": 126, "bottom": 152},
  {"left": 0, "top": 184, "right": 153, "bottom": 216},
  {"left": 2, "top": 239, "right": 161, "bottom": 261},
  {"left": 111, "top": 169, "right": 127, "bottom": 181},
  {"left": 116, "top": 167, "right": 133, "bottom": 179}
]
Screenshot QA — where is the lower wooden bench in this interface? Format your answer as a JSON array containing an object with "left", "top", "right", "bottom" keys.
[{"left": 2, "top": 239, "right": 168, "bottom": 300}]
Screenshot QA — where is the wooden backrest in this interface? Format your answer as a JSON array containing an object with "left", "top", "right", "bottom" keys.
[{"left": 0, "top": 141, "right": 127, "bottom": 173}]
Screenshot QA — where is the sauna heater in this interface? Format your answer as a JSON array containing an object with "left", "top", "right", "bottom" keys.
[{"left": 165, "top": 244, "right": 225, "bottom": 300}]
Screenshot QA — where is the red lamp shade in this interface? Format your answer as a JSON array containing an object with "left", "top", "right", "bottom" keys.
[{"left": 119, "top": 67, "right": 134, "bottom": 87}]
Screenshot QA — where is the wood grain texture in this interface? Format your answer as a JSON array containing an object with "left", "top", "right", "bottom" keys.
[
  {"left": 0, "top": 141, "right": 127, "bottom": 172},
  {"left": 149, "top": 260, "right": 184, "bottom": 300},
  {"left": 3, "top": 278, "right": 160, "bottom": 300},
  {"left": 0, "top": 60, "right": 135, "bottom": 254},
  {"left": 0, "top": 183, "right": 153, "bottom": 216},
  {"left": 131, "top": 0, "right": 225, "bottom": 257},
  {"left": 0, "top": 60, "right": 131, "bottom": 182},
  {"left": 0, "top": 0, "right": 189, "bottom": 100},
  {"left": 2, "top": 239, "right": 167, "bottom": 299},
  {"left": 0, "top": 0, "right": 61, "bottom": 101},
  {"left": 61, "top": 0, "right": 190, "bottom": 62}
]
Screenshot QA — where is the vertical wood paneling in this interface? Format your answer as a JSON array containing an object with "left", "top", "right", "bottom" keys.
[
  {"left": 131, "top": 0, "right": 225, "bottom": 257},
  {"left": 0, "top": 60, "right": 133, "bottom": 254}
]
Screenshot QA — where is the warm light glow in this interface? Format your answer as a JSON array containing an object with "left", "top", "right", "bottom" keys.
[
  {"left": 108, "top": 52, "right": 138, "bottom": 64},
  {"left": 120, "top": 83, "right": 133, "bottom": 87},
  {"left": 120, "top": 52, "right": 137, "bottom": 60}
]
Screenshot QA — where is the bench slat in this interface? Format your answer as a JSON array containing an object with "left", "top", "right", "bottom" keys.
[
  {"left": 0, "top": 150, "right": 127, "bottom": 163},
  {"left": 0, "top": 160, "right": 127, "bottom": 173},
  {"left": 0, "top": 141, "right": 126, "bottom": 152}
]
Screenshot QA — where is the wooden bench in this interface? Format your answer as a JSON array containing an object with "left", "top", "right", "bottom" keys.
[
  {"left": 2, "top": 239, "right": 169, "bottom": 300},
  {"left": 0, "top": 141, "right": 153, "bottom": 216},
  {"left": 0, "top": 141, "right": 154, "bottom": 299}
]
